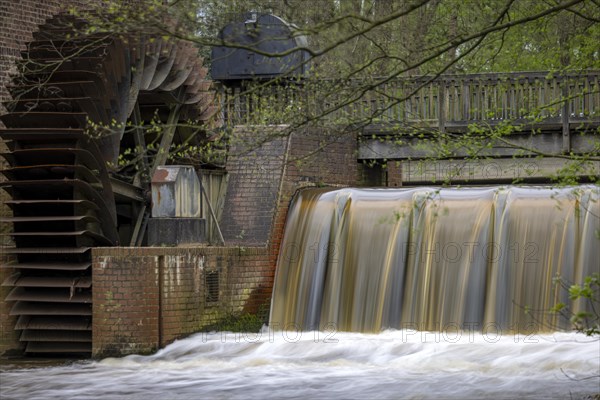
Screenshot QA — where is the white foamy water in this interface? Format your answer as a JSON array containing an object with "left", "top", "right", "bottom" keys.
[{"left": 1, "top": 330, "right": 598, "bottom": 399}]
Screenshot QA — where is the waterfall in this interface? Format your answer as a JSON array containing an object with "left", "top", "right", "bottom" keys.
[{"left": 270, "top": 186, "right": 599, "bottom": 333}]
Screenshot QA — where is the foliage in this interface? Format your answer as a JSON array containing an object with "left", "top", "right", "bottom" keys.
[
  {"left": 83, "top": 0, "right": 600, "bottom": 74},
  {"left": 552, "top": 273, "right": 600, "bottom": 336},
  {"left": 203, "top": 307, "right": 269, "bottom": 333},
  {"left": 60, "top": 1, "right": 600, "bottom": 179}
]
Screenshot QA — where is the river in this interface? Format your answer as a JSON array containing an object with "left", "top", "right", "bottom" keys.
[{"left": 1, "top": 329, "right": 598, "bottom": 399}]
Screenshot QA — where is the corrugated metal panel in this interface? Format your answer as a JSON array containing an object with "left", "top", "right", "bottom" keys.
[{"left": 151, "top": 165, "right": 201, "bottom": 218}]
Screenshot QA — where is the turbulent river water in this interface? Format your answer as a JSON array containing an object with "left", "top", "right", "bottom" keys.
[{"left": 1, "top": 330, "right": 599, "bottom": 399}]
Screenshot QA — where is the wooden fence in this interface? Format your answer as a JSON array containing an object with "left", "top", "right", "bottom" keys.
[{"left": 218, "top": 71, "right": 600, "bottom": 131}]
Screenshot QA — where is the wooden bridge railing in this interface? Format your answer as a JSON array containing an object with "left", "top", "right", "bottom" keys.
[{"left": 218, "top": 71, "right": 600, "bottom": 132}]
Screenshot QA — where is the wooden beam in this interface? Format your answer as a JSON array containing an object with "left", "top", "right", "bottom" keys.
[
  {"left": 200, "top": 179, "right": 225, "bottom": 245},
  {"left": 358, "top": 129, "right": 600, "bottom": 160},
  {"left": 129, "top": 204, "right": 147, "bottom": 247},
  {"left": 131, "top": 104, "right": 151, "bottom": 186},
  {"left": 401, "top": 157, "right": 600, "bottom": 184},
  {"left": 151, "top": 101, "right": 182, "bottom": 175},
  {"left": 438, "top": 83, "right": 446, "bottom": 133}
]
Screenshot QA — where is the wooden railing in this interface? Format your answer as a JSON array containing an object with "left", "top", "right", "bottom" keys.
[{"left": 218, "top": 71, "right": 600, "bottom": 131}]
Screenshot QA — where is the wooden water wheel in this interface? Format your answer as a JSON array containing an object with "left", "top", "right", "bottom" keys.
[{"left": 0, "top": 12, "right": 215, "bottom": 355}]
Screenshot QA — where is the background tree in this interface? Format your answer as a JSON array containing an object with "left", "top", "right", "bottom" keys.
[{"left": 64, "top": 0, "right": 599, "bottom": 194}]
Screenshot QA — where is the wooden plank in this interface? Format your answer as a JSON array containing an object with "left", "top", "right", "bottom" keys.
[
  {"left": 25, "top": 341, "right": 90, "bottom": 353},
  {"left": 15, "top": 315, "right": 91, "bottom": 330},
  {"left": 10, "top": 301, "right": 92, "bottom": 316},
  {"left": 562, "top": 83, "right": 571, "bottom": 152},
  {"left": 438, "top": 84, "right": 446, "bottom": 132}
]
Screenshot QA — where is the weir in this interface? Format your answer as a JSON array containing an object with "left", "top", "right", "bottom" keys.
[{"left": 270, "top": 186, "right": 599, "bottom": 333}]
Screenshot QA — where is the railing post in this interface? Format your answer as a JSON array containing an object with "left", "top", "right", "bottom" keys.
[
  {"left": 438, "top": 80, "right": 446, "bottom": 133},
  {"left": 463, "top": 79, "right": 470, "bottom": 121},
  {"left": 234, "top": 86, "right": 241, "bottom": 125},
  {"left": 561, "top": 78, "right": 571, "bottom": 153}
]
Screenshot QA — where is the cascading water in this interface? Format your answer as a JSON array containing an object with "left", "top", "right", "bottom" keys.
[
  {"left": 1, "top": 186, "right": 598, "bottom": 399},
  {"left": 270, "top": 186, "right": 599, "bottom": 333}
]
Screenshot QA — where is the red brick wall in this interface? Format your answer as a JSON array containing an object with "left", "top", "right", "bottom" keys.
[
  {"left": 286, "top": 130, "right": 363, "bottom": 186},
  {"left": 0, "top": 0, "right": 93, "bottom": 113},
  {"left": 92, "top": 247, "right": 273, "bottom": 357},
  {"left": 221, "top": 131, "right": 289, "bottom": 245},
  {"left": 222, "top": 128, "right": 374, "bottom": 247},
  {"left": 93, "top": 252, "right": 160, "bottom": 356},
  {"left": 386, "top": 161, "right": 403, "bottom": 187},
  {"left": 159, "top": 247, "right": 272, "bottom": 347}
]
